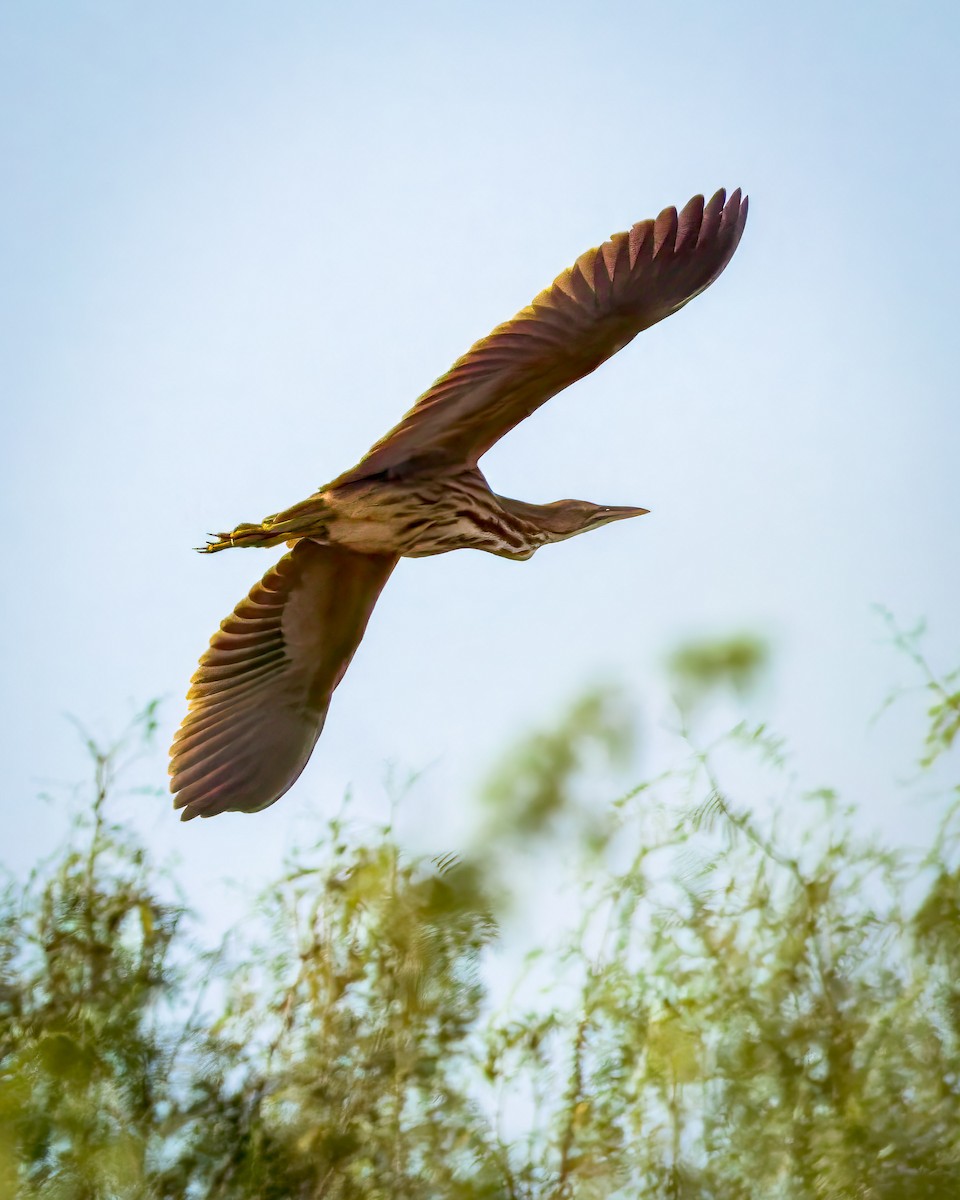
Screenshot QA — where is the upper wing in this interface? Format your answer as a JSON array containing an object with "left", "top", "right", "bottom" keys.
[
  {"left": 330, "top": 188, "right": 747, "bottom": 486},
  {"left": 169, "top": 541, "right": 397, "bottom": 820}
]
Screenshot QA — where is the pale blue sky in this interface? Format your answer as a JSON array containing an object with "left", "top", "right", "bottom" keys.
[{"left": 2, "top": 2, "right": 958, "bottom": 907}]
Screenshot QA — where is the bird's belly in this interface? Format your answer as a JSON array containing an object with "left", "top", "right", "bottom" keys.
[
  {"left": 324, "top": 475, "right": 543, "bottom": 560},
  {"left": 326, "top": 507, "right": 535, "bottom": 560},
  {"left": 325, "top": 514, "right": 408, "bottom": 555}
]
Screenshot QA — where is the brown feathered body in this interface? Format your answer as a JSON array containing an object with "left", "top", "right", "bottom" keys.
[
  {"left": 170, "top": 188, "right": 749, "bottom": 821},
  {"left": 205, "top": 468, "right": 646, "bottom": 561}
]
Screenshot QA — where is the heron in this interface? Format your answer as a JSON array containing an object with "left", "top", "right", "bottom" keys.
[{"left": 170, "top": 188, "right": 748, "bottom": 820}]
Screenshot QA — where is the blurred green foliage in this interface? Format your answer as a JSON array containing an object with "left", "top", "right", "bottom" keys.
[
  {"left": 667, "top": 632, "right": 769, "bottom": 711},
  {"left": 2, "top": 632, "right": 959, "bottom": 1198},
  {"left": 874, "top": 607, "right": 960, "bottom": 769},
  {"left": 480, "top": 685, "right": 634, "bottom": 853}
]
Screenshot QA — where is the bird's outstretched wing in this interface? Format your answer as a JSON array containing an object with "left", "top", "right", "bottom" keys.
[
  {"left": 169, "top": 541, "right": 397, "bottom": 820},
  {"left": 330, "top": 188, "right": 747, "bottom": 486}
]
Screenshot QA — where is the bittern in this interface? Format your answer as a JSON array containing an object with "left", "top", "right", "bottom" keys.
[{"left": 170, "top": 188, "right": 748, "bottom": 820}]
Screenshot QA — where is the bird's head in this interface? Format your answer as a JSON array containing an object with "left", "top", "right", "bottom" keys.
[{"left": 539, "top": 499, "right": 649, "bottom": 540}]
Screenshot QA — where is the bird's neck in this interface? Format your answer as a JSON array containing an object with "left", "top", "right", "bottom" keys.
[{"left": 494, "top": 494, "right": 570, "bottom": 540}]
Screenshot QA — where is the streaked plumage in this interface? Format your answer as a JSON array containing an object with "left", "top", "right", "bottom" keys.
[{"left": 170, "top": 188, "right": 748, "bottom": 820}]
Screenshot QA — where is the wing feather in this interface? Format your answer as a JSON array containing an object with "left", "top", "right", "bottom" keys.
[
  {"left": 330, "top": 188, "right": 747, "bottom": 485},
  {"left": 169, "top": 540, "right": 396, "bottom": 820}
]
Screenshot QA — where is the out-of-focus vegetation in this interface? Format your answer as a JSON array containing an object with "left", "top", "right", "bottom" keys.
[
  {"left": 667, "top": 631, "right": 769, "bottom": 707},
  {"left": 2, "top": 629, "right": 959, "bottom": 1199}
]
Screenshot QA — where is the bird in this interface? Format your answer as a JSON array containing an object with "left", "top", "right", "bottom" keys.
[{"left": 169, "top": 187, "right": 748, "bottom": 821}]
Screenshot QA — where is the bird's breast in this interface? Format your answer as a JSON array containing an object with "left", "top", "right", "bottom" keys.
[{"left": 324, "top": 478, "right": 541, "bottom": 560}]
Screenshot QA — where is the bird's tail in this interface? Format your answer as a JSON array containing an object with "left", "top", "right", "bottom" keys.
[{"left": 198, "top": 496, "right": 331, "bottom": 553}]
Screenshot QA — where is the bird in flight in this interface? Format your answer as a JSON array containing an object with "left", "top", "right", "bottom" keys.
[{"left": 170, "top": 188, "right": 748, "bottom": 820}]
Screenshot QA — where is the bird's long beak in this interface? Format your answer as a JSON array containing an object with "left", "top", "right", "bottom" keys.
[{"left": 604, "top": 505, "right": 649, "bottom": 520}]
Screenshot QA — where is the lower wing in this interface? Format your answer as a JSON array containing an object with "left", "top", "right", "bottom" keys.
[{"left": 169, "top": 540, "right": 397, "bottom": 820}]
